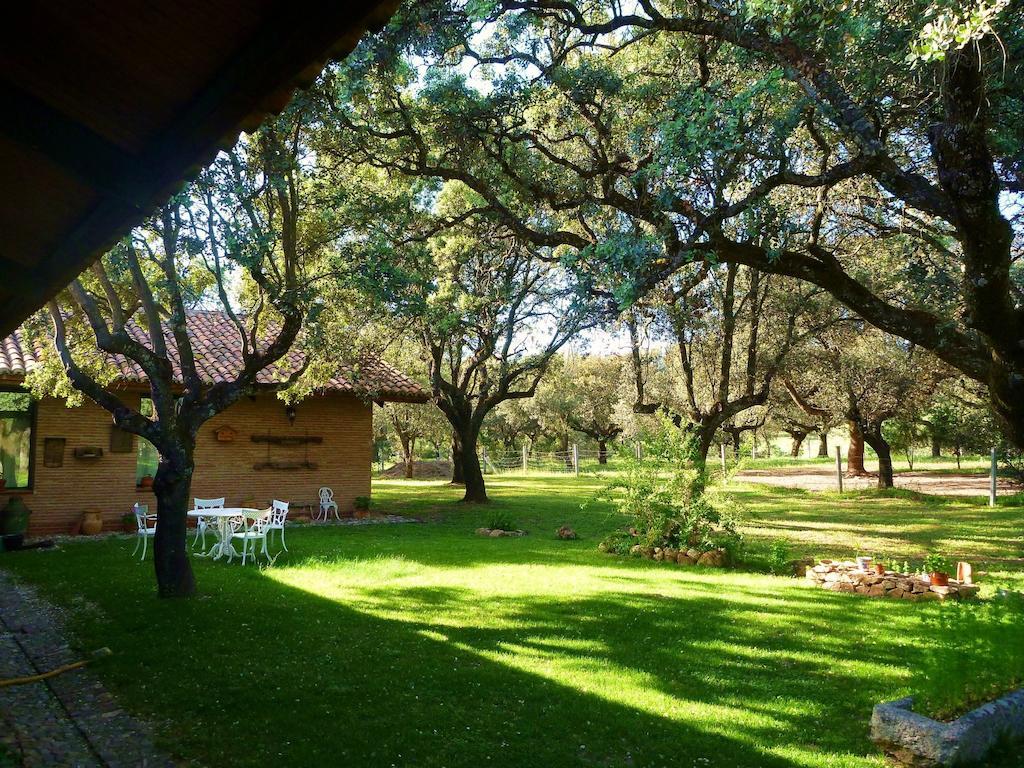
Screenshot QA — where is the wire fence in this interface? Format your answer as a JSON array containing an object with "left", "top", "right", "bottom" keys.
[{"left": 479, "top": 446, "right": 625, "bottom": 475}]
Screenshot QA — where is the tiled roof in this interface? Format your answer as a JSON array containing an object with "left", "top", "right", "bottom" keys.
[{"left": 0, "top": 310, "right": 427, "bottom": 403}]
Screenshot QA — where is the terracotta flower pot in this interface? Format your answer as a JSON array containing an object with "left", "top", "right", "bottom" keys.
[
  {"left": 81, "top": 510, "right": 103, "bottom": 535},
  {"left": 139, "top": 475, "right": 154, "bottom": 489},
  {"left": 929, "top": 571, "right": 949, "bottom": 587},
  {"left": 874, "top": 563, "right": 886, "bottom": 575}
]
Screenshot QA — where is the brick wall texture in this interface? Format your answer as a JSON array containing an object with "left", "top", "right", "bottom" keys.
[{"left": 5, "top": 392, "right": 373, "bottom": 536}]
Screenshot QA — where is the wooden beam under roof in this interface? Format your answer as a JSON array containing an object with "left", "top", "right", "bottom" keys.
[{"left": 0, "top": 0, "right": 400, "bottom": 338}]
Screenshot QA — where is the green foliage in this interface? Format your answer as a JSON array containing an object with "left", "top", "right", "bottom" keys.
[
  {"left": 487, "top": 514, "right": 518, "bottom": 532},
  {"left": 353, "top": 496, "right": 371, "bottom": 511},
  {"left": 914, "top": 593, "right": 1024, "bottom": 720},
  {"left": 768, "top": 539, "right": 791, "bottom": 575},
  {"left": 595, "top": 416, "right": 740, "bottom": 554},
  {"left": 922, "top": 553, "right": 949, "bottom": 574}
]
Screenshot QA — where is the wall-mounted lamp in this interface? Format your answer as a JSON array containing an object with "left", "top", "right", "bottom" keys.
[{"left": 285, "top": 404, "right": 297, "bottom": 426}]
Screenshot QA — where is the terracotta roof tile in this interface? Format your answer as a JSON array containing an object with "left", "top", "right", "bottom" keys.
[{"left": 0, "top": 310, "right": 428, "bottom": 403}]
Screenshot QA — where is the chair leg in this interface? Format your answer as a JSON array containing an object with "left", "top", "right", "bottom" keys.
[
  {"left": 132, "top": 534, "right": 141, "bottom": 558},
  {"left": 141, "top": 534, "right": 147, "bottom": 561},
  {"left": 280, "top": 527, "right": 288, "bottom": 552}
]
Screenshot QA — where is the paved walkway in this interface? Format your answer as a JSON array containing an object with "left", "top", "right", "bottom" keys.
[{"left": 0, "top": 570, "right": 173, "bottom": 767}]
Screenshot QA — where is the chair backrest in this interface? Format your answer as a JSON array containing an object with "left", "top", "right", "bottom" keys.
[
  {"left": 194, "top": 497, "right": 225, "bottom": 510},
  {"left": 318, "top": 487, "right": 334, "bottom": 503},
  {"left": 133, "top": 503, "right": 152, "bottom": 532},
  {"left": 270, "top": 499, "right": 289, "bottom": 526}
]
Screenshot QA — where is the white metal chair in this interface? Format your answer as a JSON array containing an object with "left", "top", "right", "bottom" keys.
[
  {"left": 266, "top": 500, "right": 290, "bottom": 551},
  {"left": 317, "top": 487, "right": 340, "bottom": 522},
  {"left": 192, "top": 497, "right": 225, "bottom": 550},
  {"left": 228, "top": 511, "right": 270, "bottom": 565},
  {"left": 132, "top": 503, "right": 157, "bottom": 561}
]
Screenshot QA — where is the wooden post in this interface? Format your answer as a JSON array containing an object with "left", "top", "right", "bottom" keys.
[
  {"left": 720, "top": 443, "right": 727, "bottom": 479},
  {"left": 572, "top": 444, "right": 579, "bottom": 476},
  {"left": 835, "top": 448, "right": 843, "bottom": 493},
  {"left": 635, "top": 442, "right": 642, "bottom": 460},
  {"left": 989, "top": 447, "right": 997, "bottom": 507},
  {"left": 522, "top": 444, "right": 528, "bottom": 475}
]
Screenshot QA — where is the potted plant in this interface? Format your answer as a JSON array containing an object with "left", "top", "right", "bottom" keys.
[
  {"left": 353, "top": 496, "right": 371, "bottom": 519},
  {"left": 923, "top": 553, "right": 950, "bottom": 586},
  {"left": 121, "top": 512, "right": 136, "bottom": 534},
  {"left": 0, "top": 496, "right": 31, "bottom": 549},
  {"left": 874, "top": 558, "right": 887, "bottom": 575}
]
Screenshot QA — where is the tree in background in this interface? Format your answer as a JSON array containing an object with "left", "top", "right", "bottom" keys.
[
  {"left": 30, "top": 107, "right": 324, "bottom": 597},
  {"left": 334, "top": 0, "right": 1024, "bottom": 449}
]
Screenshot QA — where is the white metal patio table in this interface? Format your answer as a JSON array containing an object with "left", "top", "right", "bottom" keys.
[{"left": 187, "top": 508, "right": 263, "bottom": 561}]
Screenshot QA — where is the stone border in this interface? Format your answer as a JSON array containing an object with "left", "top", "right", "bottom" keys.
[
  {"left": 0, "top": 570, "right": 174, "bottom": 767},
  {"left": 871, "top": 690, "right": 1024, "bottom": 766},
  {"left": 806, "top": 560, "right": 979, "bottom": 601}
]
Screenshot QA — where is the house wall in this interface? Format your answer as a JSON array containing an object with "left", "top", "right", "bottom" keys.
[{"left": 3, "top": 392, "right": 373, "bottom": 536}]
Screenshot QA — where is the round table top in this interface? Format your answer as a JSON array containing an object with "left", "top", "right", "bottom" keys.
[{"left": 186, "top": 507, "right": 263, "bottom": 517}]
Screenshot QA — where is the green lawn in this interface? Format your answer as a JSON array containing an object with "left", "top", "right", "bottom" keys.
[{"left": 2, "top": 475, "right": 1023, "bottom": 767}]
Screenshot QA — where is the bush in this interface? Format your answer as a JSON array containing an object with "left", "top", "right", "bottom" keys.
[
  {"left": 487, "top": 515, "right": 517, "bottom": 532},
  {"left": 353, "top": 496, "right": 371, "bottom": 511},
  {"left": 913, "top": 592, "right": 1024, "bottom": 720},
  {"left": 598, "top": 528, "right": 639, "bottom": 555},
  {"left": 594, "top": 415, "right": 741, "bottom": 556},
  {"left": 768, "top": 539, "right": 791, "bottom": 575}
]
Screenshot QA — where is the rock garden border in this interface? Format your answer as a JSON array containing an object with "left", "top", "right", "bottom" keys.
[{"left": 806, "top": 560, "right": 979, "bottom": 601}]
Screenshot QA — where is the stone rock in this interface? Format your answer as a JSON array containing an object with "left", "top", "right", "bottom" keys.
[
  {"left": 630, "top": 544, "right": 643, "bottom": 556},
  {"left": 882, "top": 579, "right": 897, "bottom": 590},
  {"left": 663, "top": 547, "right": 679, "bottom": 562},
  {"left": 871, "top": 691, "right": 1024, "bottom": 767},
  {"left": 958, "top": 585, "right": 981, "bottom": 599},
  {"left": 476, "top": 528, "right": 491, "bottom": 536},
  {"left": 556, "top": 526, "right": 577, "bottom": 540},
  {"left": 867, "top": 585, "right": 886, "bottom": 597},
  {"left": 686, "top": 548, "right": 700, "bottom": 560},
  {"left": 489, "top": 529, "right": 505, "bottom": 537},
  {"left": 697, "top": 549, "right": 727, "bottom": 568},
  {"left": 919, "top": 591, "right": 941, "bottom": 601},
  {"left": 653, "top": 548, "right": 664, "bottom": 561},
  {"left": 677, "top": 553, "right": 695, "bottom": 566}
]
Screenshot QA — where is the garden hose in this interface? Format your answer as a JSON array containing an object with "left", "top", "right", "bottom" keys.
[{"left": 0, "top": 647, "right": 112, "bottom": 688}]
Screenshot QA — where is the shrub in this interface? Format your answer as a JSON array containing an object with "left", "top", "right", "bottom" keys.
[
  {"left": 594, "top": 414, "right": 741, "bottom": 556},
  {"left": 353, "top": 496, "right": 371, "bottom": 511},
  {"left": 913, "top": 592, "right": 1024, "bottom": 721},
  {"left": 487, "top": 515, "right": 517, "bottom": 532},
  {"left": 598, "top": 528, "right": 639, "bottom": 555},
  {"left": 923, "top": 553, "right": 948, "bottom": 574},
  {"left": 768, "top": 539, "right": 791, "bottom": 575}
]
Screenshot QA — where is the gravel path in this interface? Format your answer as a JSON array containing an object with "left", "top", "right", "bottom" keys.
[
  {"left": 735, "top": 466, "right": 1022, "bottom": 496},
  {"left": 0, "top": 570, "right": 174, "bottom": 767}
]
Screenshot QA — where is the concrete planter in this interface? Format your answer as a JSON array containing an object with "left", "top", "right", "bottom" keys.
[{"left": 871, "top": 690, "right": 1024, "bottom": 766}]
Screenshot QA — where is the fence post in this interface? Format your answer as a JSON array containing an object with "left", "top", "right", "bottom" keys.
[
  {"left": 989, "top": 446, "right": 997, "bottom": 507},
  {"left": 835, "top": 448, "right": 843, "bottom": 493},
  {"left": 635, "top": 442, "right": 642, "bottom": 460},
  {"left": 752, "top": 440, "right": 757, "bottom": 459},
  {"left": 572, "top": 444, "right": 579, "bottom": 476},
  {"left": 720, "top": 443, "right": 727, "bottom": 480},
  {"left": 522, "top": 444, "right": 528, "bottom": 474}
]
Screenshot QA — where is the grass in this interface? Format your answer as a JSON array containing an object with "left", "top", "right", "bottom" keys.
[{"left": 2, "top": 474, "right": 1023, "bottom": 767}]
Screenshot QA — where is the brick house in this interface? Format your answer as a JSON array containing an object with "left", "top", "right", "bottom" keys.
[{"left": 0, "top": 311, "right": 427, "bottom": 536}]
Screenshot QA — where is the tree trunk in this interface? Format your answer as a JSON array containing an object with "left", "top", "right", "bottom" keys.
[
  {"left": 598, "top": 440, "right": 608, "bottom": 465},
  {"left": 450, "top": 436, "right": 465, "bottom": 485},
  {"left": 817, "top": 430, "right": 828, "bottom": 457},
  {"left": 847, "top": 420, "right": 867, "bottom": 475},
  {"left": 862, "top": 425, "right": 894, "bottom": 489},
  {"left": 401, "top": 436, "right": 414, "bottom": 479},
  {"left": 151, "top": 452, "right": 196, "bottom": 598},
  {"left": 558, "top": 432, "right": 573, "bottom": 468},
  {"left": 731, "top": 430, "right": 741, "bottom": 459},
  {"left": 787, "top": 431, "right": 806, "bottom": 457},
  {"left": 457, "top": 426, "right": 488, "bottom": 503},
  {"left": 931, "top": 434, "right": 941, "bottom": 458}
]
